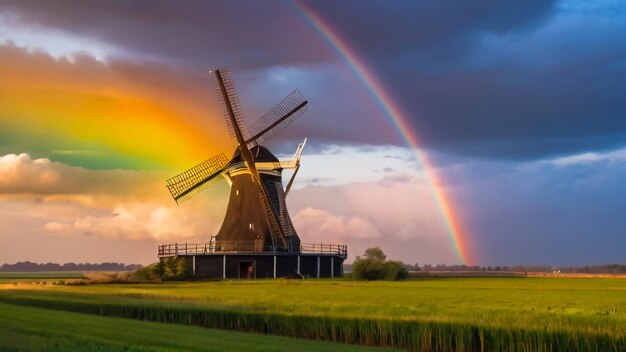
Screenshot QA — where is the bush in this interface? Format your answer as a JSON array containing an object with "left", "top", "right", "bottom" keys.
[
  {"left": 382, "top": 260, "right": 409, "bottom": 280},
  {"left": 352, "top": 257, "right": 383, "bottom": 280},
  {"left": 129, "top": 263, "right": 161, "bottom": 282},
  {"left": 352, "top": 247, "right": 408, "bottom": 281},
  {"left": 129, "top": 257, "right": 194, "bottom": 282},
  {"left": 162, "top": 257, "right": 193, "bottom": 281}
]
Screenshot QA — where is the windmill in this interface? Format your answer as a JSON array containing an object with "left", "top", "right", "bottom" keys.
[{"left": 165, "top": 69, "right": 308, "bottom": 253}]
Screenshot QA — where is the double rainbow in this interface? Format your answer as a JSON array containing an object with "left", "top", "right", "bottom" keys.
[{"left": 293, "top": 2, "right": 473, "bottom": 265}]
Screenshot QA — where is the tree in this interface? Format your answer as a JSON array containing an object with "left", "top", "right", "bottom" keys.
[
  {"left": 175, "top": 257, "right": 193, "bottom": 279},
  {"left": 352, "top": 247, "right": 408, "bottom": 281},
  {"left": 148, "top": 257, "right": 194, "bottom": 281},
  {"left": 352, "top": 256, "right": 384, "bottom": 280},
  {"left": 382, "top": 260, "right": 409, "bottom": 280},
  {"left": 363, "top": 247, "right": 386, "bottom": 262}
]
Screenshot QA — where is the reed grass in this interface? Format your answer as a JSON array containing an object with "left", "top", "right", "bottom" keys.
[
  {"left": 0, "top": 277, "right": 623, "bottom": 351},
  {"left": 0, "top": 302, "right": 387, "bottom": 351},
  {"left": 0, "top": 272, "right": 83, "bottom": 283}
]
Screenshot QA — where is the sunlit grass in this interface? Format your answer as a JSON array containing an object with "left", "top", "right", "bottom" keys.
[
  {"left": 0, "top": 302, "right": 391, "bottom": 351},
  {"left": 0, "top": 271, "right": 84, "bottom": 284},
  {"left": 0, "top": 277, "right": 624, "bottom": 351}
]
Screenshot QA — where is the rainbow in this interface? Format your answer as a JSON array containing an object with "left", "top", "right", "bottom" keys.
[{"left": 292, "top": 1, "right": 473, "bottom": 265}]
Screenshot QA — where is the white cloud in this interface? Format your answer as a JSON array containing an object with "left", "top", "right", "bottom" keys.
[
  {"left": 0, "top": 13, "right": 120, "bottom": 61},
  {"left": 0, "top": 153, "right": 166, "bottom": 202},
  {"left": 46, "top": 201, "right": 222, "bottom": 241},
  {"left": 1, "top": 153, "right": 227, "bottom": 245},
  {"left": 277, "top": 144, "right": 421, "bottom": 188},
  {"left": 288, "top": 173, "right": 460, "bottom": 263},
  {"left": 43, "top": 221, "right": 73, "bottom": 237},
  {"left": 290, "top": 175, "right": 449, "bottom": 241},
  {"left": 550, "top": 147, "right": 626, "bottom": 166},
  {"left": 0, "top": 152, "right": 462, "bottom": 264},
  {"left": 0, "top": 153, "right": 62, "bottom": 190},
  {"left": 293, "top": 207, "right": 381, "bottom": 242}
]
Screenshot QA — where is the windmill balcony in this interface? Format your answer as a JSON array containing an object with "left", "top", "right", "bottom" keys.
[{"left": 158, "top": 240, "right": 347, "bottom": 258}]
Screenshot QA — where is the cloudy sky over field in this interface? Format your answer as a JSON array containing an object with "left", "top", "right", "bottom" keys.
[{"left": 1, "top": 0, "right": 625, "bottom": 266}]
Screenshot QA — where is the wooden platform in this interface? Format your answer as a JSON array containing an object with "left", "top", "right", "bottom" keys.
[{"left": 158, "top": 241, "right": 347, "bottom": 279}]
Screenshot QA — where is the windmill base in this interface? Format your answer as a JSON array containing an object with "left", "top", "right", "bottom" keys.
[{"left": 164, "top": 253, "right": 345, "bottom": 279}]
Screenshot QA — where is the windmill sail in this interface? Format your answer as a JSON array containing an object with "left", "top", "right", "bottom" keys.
[
  {"left": 213, "top": 69, "right": 290, "bottom": 250},
  {"left": 159, "top": 67, "right": 349, "bottom": 278},
  {"left": 257, "top": 182, "right": 290, "bottom": 249},
  {"left": 284, "top": 138, "right": 307, "bottom": 196},
  {"left": 166, "top": 153, "right": 229, "bottom": 204},
  {"left": 246, "top": 90, "right": 308, "bottom": 145},
  {"left": 211, "top": 69, "right": 249, "bottom": 140},
  {"left": 167, "top": 68, "right": 309, "bottom": 253}
]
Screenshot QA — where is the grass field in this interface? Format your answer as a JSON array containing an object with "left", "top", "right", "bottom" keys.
[
  {"left": 0, "top": 277, "right": 624, "bottom": 351},
  {"left": 0, "top": 272, "right": 83, "bottom": 283},
  {"left": 0, "top": 302, "right": 391, "bottom": 352}
]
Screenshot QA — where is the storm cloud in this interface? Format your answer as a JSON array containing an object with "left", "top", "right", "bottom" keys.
[
  {"left": 2, "top": 0, "right": 624, "bottom": 159},
  {"left": 1, "top": 1, "right": 625, "bottom": 266}
]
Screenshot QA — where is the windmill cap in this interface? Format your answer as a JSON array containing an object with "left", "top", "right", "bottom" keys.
[{"left": 231, "top": 145, "right": 279, "bottom": 163}]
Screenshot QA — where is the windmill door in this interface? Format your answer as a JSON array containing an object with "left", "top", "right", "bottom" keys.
[{"left": 238, "top": 261, "right": 256, "bottom": 279}]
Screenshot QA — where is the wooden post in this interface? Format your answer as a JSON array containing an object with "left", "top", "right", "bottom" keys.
[
  {"left": 192, "top": 256, "right": 196, "bottom": 276},
  {"left": 273, "top": 255, "right": 277, "bottom": 279},
  {"left": 331, "top": 256, "right": 334, "bottom": 278},
  {"left": 297, "top": 256, "right": 301, "bottom": 274},
  {"left": 223, "top": 255, "right": 226, "bottom": 279},
  {"left": 317, "top": 256, "right": 320, "bottom": 278}
]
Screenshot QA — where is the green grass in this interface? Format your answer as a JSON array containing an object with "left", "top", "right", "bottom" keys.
[
  {"left": 0, "top": 277, "right": 624, "bottom": 351},
  {"left": 0, "top": 272, "right": 84, "bottom": 278},
  {"left": 0, "top": 302, "right": 391, "bottom": 352},
  {"left": 0, "top": 272, "right": 83, "bottom": 283}
]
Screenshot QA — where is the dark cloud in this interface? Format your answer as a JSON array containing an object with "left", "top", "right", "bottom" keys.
[
  {"left": 4, "top": 1, "right": 626, "bottom": 266},
  {"left": 308, "top": 0, "right": 556, "bottom": 60},
  {"left": 294, "top": 0, "right": 626, "bottom": 160},
  {"left": 2, "top": 0, "right": 625, "bottom": 160},
  {"left": 442, "top": 153, "right": 626, "bottom": 265},
  {"left": 0, "top": 0, "right": 556, "bottom": 67},
  {"left": 0, "top": 0, "right": 326, "bottom": 69},
  {"left": 304, "top": 0, "right": 626, "bottom": 159},
  {"left": 391, "top": 39, "right": 626, "bottom": 159},
  {"left": 383, "top": 154, "right": 416, "bottom": 162}
]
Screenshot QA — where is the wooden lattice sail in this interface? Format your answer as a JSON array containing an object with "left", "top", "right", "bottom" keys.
[{"left": 166, "top": 69, "right": 308, "bottom": 252}]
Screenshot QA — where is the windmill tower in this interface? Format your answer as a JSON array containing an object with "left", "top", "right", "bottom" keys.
[{"left": 159, "top": 69, "right": 346, "bottom": 279}]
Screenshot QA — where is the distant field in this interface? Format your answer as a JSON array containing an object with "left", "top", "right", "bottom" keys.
[
  {"left": 0, "top": 277, "right": 624, "bottom": 351},
  {"left": 0, "top": 272, "right": 83, "bottom": 283},
  {"left": 0, "top": 302, "right": 390, "bottom": 352},
  {"left": 0, "top": 272, "right": 83, "bottom": 279}
]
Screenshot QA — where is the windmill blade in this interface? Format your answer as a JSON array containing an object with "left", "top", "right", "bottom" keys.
[
  {"left": 284, "top": 164, "right": 300, "bottom": 197},
  {"left": 285, "top": 138, "right": 307, "bottom": 197},
  {"left": 166, "top": 153, "right": 229, "bottom": 204},
  {"left": 245, "top": 90, "right": 308, "bottom": 146},
  {"left": 242, "top": 151, "right": 289, "bottom": 250},
  {"left": 211, "top": 69, "right": 249, "bottom": 140},
  {"left": 256, "top": 181, "right": 289, "bottom": 249},
  {"left": 214, "top": 68, "right": 289, "bottom": 250}
]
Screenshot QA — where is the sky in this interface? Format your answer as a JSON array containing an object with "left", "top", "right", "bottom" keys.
[{"left": 1, "top": 0, "right": 625, "bottom": 266}]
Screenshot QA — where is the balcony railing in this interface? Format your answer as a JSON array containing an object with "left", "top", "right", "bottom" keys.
[{"left": 158, "top": 240, "right": 347, "bottom": 258}]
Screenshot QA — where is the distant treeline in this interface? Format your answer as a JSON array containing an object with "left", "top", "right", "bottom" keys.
[
  {"left": 560, "top": 264, "right": 626, "bottom": 274},
  {"left": 412, "top": 264, "right": 626, "bottom": 274},
  {"left": 345, "top": 263, "right": 626, "bottom": 274},
  {"left": 0, "top": 261, "right": 143, "bottom": 272}
]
